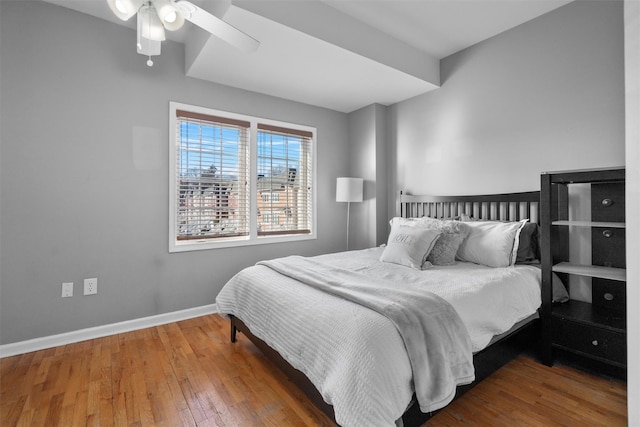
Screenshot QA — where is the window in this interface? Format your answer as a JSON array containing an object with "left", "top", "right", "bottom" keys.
[
  {"left": 169, "top": 102, "right": 316, "bottom": 252},
  {"left": 257, "top": 124, "right": 313, "bottom": 236},
  {"left": 261, "top": 192, "right": 280, "bottom": 203}
]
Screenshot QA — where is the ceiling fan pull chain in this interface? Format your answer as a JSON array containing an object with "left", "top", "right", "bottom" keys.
[{"left": 146, "top": 3, "right": 153, "bottom": 66}]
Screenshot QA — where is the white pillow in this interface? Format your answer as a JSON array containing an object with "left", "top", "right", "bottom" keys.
[
  {"left": 389, "top": 217, "right": 423, "bottom": 227},
  {"left": 380, "top": 224, "right": 441, "bottom": 269},
  {"left": 456, "top": 219, "right": 528, "bottom": 268}
]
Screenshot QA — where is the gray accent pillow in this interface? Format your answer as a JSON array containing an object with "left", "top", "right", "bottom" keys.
[
  {"left": 380, "top": 224, "right": 441, "bottom": 269},
  {"left": 389, "top": 217, "right": 470, "bottom": 266}
]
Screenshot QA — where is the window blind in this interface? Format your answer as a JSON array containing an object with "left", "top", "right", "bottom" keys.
[
  {"left": 175, "top": 110, "right": 250, "bottom": 241},
  {"left": 256, "top": 123, "right": 313, "bottom": 236}
]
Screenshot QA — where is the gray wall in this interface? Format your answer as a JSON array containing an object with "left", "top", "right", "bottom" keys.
[
  {"left": 389, "top": 0, "right": 625, "bottom": 197},
  {"left": 0, "top": 1, "right": 350, "bottom": 344}
]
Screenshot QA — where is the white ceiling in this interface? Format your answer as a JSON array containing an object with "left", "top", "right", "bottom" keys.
[
  {"left": 322, "top": 0, "right": 576, "bottom": 59},
  {"left": 43, "top": 0, "right": 573, "bottom": 112}
]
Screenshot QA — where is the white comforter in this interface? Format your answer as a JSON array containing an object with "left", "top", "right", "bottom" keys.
[{"left": 215, "top": 247, "right": 542, "bottom": 427}]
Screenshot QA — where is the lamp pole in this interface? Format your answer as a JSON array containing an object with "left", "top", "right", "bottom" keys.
[
  {"left": 346, "top": 200, "right": 351, "bottom": 251},
  {"left": 336, "top": 177, "right": 363, "bottom": 252}
]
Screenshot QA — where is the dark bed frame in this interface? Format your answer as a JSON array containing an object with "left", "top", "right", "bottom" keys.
[{"left": 229, "top": 190, "right": 542, "bottom": 426}]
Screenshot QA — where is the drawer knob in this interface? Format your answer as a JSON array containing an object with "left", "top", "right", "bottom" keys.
[
  {"left": 592, "top": 340, "right": 599, "bottom": 346},
  {"left": 602, "top": 229, "right": 613, "bottom": 238},
  {"left": 601, "top": 198, "right": 613, "bottom": 207},
  {"left": 604, "top": 293, "right": 614, "bottom": 301}
]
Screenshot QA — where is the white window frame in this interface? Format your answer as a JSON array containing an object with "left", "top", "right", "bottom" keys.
[{"left": 169, "top": 102, "right": 317, "bottom": 252}]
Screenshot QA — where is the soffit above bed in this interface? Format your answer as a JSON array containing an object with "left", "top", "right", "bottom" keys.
[{"left": 42, "top": 0, "right": 573, "bottom": 113}]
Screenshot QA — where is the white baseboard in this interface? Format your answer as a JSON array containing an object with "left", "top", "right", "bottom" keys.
[{"left": 0, "top": 304, "right": 219, "bottom": 358}]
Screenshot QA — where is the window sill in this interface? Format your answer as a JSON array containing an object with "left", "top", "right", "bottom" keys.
[{"left": 169, "top": 232, "right": 317, "bottom": 253}]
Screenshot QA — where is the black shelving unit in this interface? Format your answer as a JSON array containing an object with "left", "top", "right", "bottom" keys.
[{"left": 540, "top": 167, "right": 626, "bottom": 372}]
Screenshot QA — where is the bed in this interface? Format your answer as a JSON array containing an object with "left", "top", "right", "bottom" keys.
[{"left": 216, "top": 191, "right": 545, "bottom": 426}]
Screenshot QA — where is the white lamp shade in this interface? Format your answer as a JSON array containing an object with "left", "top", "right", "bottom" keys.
[{"left": 336, "top": 177, "right": 363, "bottom": 203}]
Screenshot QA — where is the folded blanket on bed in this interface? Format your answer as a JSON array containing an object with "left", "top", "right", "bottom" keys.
[{"left": 258, "top": 255, "right": 475, "bottom": 413}]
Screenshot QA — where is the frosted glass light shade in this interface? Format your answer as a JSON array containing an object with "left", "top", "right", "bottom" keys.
[
  {"left": 336, "top": 177, "right": 363, "bottom": 203},
  {"left": 154, "top": 0, "right": 185, "bottom": 31},
  {"left": 107, "top": 0, "right": 144, "bottom": 21}
]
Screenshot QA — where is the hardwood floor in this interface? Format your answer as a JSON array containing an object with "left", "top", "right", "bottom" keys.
[
  {"left": 426, "top": 355, "right": 626, "bottom": 427},
  {"left": 1, "top": 314, "right": 627, "bottom": 426}
]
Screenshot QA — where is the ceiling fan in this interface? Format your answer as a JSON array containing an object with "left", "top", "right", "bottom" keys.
[{"left": 107, "top": 0, "right": 260, "bottom": 66}]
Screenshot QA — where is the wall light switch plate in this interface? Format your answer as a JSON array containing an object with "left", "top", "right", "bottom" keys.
[
  {"left": 84, "top": 278, "right": 97, "bottom": 295},
  {"left": 62, "top": 282, "right": 73, "bottom": 298}
]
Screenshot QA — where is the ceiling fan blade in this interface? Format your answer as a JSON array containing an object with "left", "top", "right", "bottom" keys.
[{"left": 175, "top": 0, "right": 260, "bottom": 52}]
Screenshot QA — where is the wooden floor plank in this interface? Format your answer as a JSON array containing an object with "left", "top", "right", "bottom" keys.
[{"left": 0, "top": 314, "right": 627, "bottom": 426}]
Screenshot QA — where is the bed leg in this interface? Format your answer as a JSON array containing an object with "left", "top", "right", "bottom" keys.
[{"left": 230, "top": 315, "right": 237, "bottom": 343}]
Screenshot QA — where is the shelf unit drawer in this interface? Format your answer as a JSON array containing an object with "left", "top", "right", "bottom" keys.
[
  {"left": 592, "top": 227, "right": 626, "bottom": 267},
  {"left": 552, "top": 318, "right": 626, "bottom": 367},
  {"left": 592, "top": 279, "right": 626, "bottom": 314},
  {"left": 591, "top": 182, "right": 625, "bottom": 222}
]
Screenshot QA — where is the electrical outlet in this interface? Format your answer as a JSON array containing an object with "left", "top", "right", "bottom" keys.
[
  {"left": 61, "top": 282, "right": 73, "bottom": 298},
  {"left": 84, "top": 278, "right": 97, "bottom": 295}
]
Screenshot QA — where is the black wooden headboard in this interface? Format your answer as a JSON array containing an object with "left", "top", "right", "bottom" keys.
[{"left": 398, "top": 191, "right": 540, "bottom": 224}]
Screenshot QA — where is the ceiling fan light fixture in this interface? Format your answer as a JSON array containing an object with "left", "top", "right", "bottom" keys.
[
  {"left": 107, "top": 0, "right": 144, "bottom": 21},
  {"left": 154, "top": 0, "right": 185, "bottom": 31},
  {"left": 106, "top": 0, "right": 259, "bottom": 66}
]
